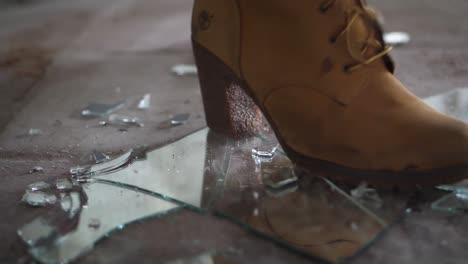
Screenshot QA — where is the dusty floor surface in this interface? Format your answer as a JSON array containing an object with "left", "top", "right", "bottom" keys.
[{"left": 1, "top": 0, "right": 468, "bottom": 263}]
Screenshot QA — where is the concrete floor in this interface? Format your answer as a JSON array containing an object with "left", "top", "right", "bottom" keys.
[{"left": 1, "top": 0, "right": 468, "bottom": 263}]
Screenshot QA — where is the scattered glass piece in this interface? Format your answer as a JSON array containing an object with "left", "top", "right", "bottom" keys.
[
  {"left": 432, "top": 183, "right": 468, "bottom": 213},
  {"left": 81, "top": 101, "right": 125, "bottom": 118},
  {"left": 137, "top": 94, "right": 151, "bottom": 110},
  {"left": 22, "top": 191, "right": 57, "bottom": 207},
  {"left": 158, "top": 113, "right": 191, "bottom": 129},
  {"left": 27, "top": 181, "right": 50, "bottom": 192},
  {"left": 431, "top": 193, "right": 468, "bottom": 213},
  {"left": 56, "top": 179, "right": 73, "bottom": 190},
  {"left": 252, "top": 144, "right": 279, "bottom": 158},
  {"left": 171, "top": 64, "right": 198, "bottom": 76},
  {"left": 264, "top": 167, "right": 298, "bottom": 190},
  {"left": 101, "top": 114, "right": 144, "bottom": 128},
  {"left": 17, "top": 217, "right": 56, "bottom": 246},
  {"left": 29, "top": 166, "right": 44, "bottom": 174},
  {"left": 350, "top": 182, "right": 384, "bottom": 209},
  {"left": 28, "top": 128, "right": 42, "bottom": 136},
  {"left": 92, "top": 152, "right": 110, "bottom": 164},
  {"left": 70, "top": 151, "right": 133, "bottom": 178},
  {"left": 88, "top": 150, "right": 133, "bottom": 175},
  {"left": 384, "top": 31, "right": 411, "bottom": 46},
  {"left": 70, "top": 166, "right": 90, "bottom": 177}
]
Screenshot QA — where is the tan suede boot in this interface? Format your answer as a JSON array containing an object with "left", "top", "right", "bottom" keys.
[{"left": 191, "top": 0, "right": 468, "bottom": 187}]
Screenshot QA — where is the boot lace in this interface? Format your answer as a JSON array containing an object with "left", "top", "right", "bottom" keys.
[{"left": 320, "top": 0, "right": 392, "bottom": 72}]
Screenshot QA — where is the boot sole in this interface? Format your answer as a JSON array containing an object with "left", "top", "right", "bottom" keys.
[{"left": 192, "top": 39, "right": 468, "bottom": 189}]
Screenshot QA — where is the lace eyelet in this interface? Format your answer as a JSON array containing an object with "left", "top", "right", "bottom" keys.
[
  {"left": 329, "top": 36, "right": 337, "bottom": 44},
  {"left": 343, "top": 65, "right": 352, "bottom": 73}
]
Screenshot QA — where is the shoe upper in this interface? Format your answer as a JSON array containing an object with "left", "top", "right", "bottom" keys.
[{"left": 192, "top": 0, "right": 468, "bottom": 171}]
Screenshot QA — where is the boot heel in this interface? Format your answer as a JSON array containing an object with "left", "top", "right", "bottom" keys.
[{"left": 192, "top": 40, "right": 263, "bottom": 138}]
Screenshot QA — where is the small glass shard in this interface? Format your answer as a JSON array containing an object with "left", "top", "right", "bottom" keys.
[
  {"left": 264, "top": 167, "right": 298, "bottom": 190},
  {"left": 22, "top": 191, "right": 57, "bottom": 207},
  {"left": 384, "top": 31, "right": 411, "bottom": 46},
  {"left": 56, "top": 179, "right": 73, "bottom": 190},
  {"left": 28, "top": 128, "right": 42, "bottom": 136},
  {"left": 137, "top": 94, "right": 151, "bottom": 110},
  {"left": 350, "top": 182, "right": 384, "bottom": 209},
  {"left": 252, "top": 144, "right": 279, "bottom": 159},
  {"left": 70, "top": 166, "right": 90, "bottom": 177},
  {"left": 104, "top": 114, "right": 144, "bottom": 128},
  {"left": 29, "top": 166, "right": 44, "bottom": 174},
  {"left": 81, "top": 101, "right": 125, "bottom": 118},
  {"left": 431, "top": 193, "right": 468, "bottom": 213},
  {"left": 27, "top": 181, "right": 51, "bottom": 192},
  {"left": 92, "top": 152, "right": 110, "bottom": 164},
  {"left": 171, "top": 64, "right": 198, "bottom": 76},
  {"left": 17, "top": 217, "right": 56, "bottom": 246},
  {"left": 158, "top": 114, "right": 190, "bottom": 129},
  {"left": 88, "top": 150, "right": 134, "bottom": 176}
]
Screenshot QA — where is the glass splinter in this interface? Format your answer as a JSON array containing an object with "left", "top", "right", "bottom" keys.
[
  {"left": 137, "top": 94, "right": 151, "bottom": 110},
  {"left": 22, "top": 191, "right": 57, "bottom": 207},
  {"left": 81, "top": 101, "right": 125, "bottom": 118},
  {"left": 252, "top": 144, "right": 279, "bottom": 158},
  {"left": 28, "top": 128, "right": 42, "bottom": 136},
  {"left": 383, "top": 31, "right": 411, "bottom": 46},
  {"left": 158, "top": 114, "right": 190, "bottom": 129},
  {"left": 105, "top": 114, "right": 144, "bottom": 128},
  {"left": 29, "top": 166, "right": 44, "bottom": 174},
  {"left": 171, "top": 64, "right": 198, "bottom": 76},
  {"left": 27, "top": 181, "right": 51, "bottom": 192},
  {"left": 92, "top": 152, "right": 110, "bottom": 164},
  {"left": 56, "top": 179, "right": 73, "bottom": 190}
]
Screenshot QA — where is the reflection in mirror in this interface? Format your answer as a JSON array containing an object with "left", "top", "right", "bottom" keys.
[{"left": 19, "top": 183, "right": 180, "bottom": 263}]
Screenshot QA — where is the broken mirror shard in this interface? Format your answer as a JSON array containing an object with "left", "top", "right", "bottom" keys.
[
  {"left": 56, "top": 179, "right": 73, "bottom": 190},
  {"left": 425, "top": 87, "right": 468, "bottom": 122},
  {"left": 252, "top": 144, "right": 279, "bottom": 159},
  {"left": 20, "top": 182, "right": 180, "bottom": 264},
  {"left": 22, "top": 191, "right": 57, "bottom": 207},
  {"left": 432, "top": 183, "right": 468, "bottom": 213},
  {"left": 350, "top": 182, "right": 384, "bottom": 209},
  {"left": 100, "top": 114, "right": 144, "bottom": 128},
  {"left": 27, "top": 181, "right": 51, "bottom": 192},
  {"left": 29, "top": 166, "right": 44, "bottom": 174},
  {"left": 80, "top": 101, "right": 125, "bottom": 118},
  {"left": 70, "top": 150, "right": 134, "bottom": 177},
  {"left": 158, "top": 113, "right": 191, "bottom": 129},
  {"left": 137, "top": 93, "right": 151, "bottom": 110},
  {"left": 263, "top": 167, "right": 298, "bottom": 191},
  {"left": 92, "top": 151, "right": 110, "bottom": 164},
  {"left": 28, "top": 128, "right": 42, "bottom": 136},
  {"left": 171, "top": 64, "right": 198, "bottom": 76},
  {"left": 383, "top": 31, "right": 411, "bottom": 46}
]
